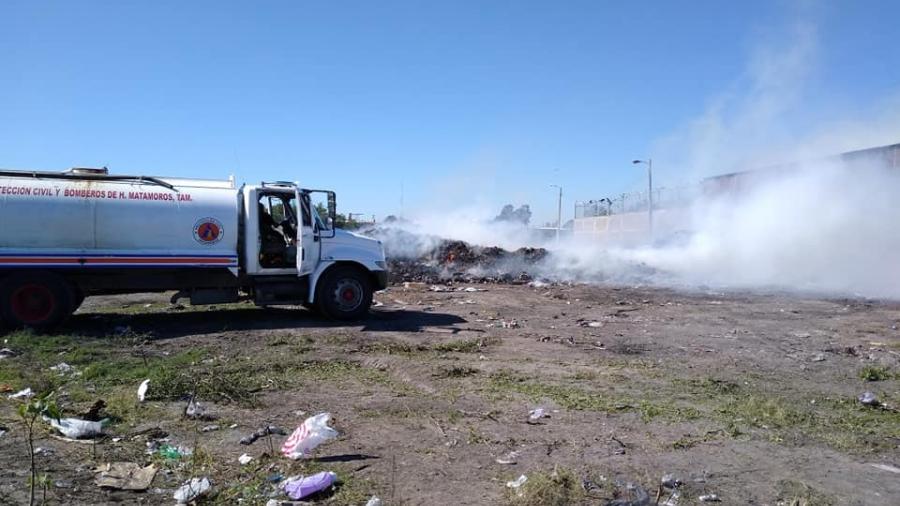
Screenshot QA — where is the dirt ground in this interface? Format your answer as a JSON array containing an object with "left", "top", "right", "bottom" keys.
[{"left": 1, "top": 282, "right": 899, "bottom": 505}]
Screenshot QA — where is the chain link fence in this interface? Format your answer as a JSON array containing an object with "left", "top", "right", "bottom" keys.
[{"left": 575, "top": 185, "right": 697, "bottom": 218}]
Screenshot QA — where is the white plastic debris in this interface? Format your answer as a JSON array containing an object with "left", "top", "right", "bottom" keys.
[
  {"left": 662, "top": 490, "right": 681, "bottom": 506},
  {"left": 282, "top": 471, "right": 337, "bottom": 500},
  {"left": 528, "top": 408, "right": 547, "bottom": 422},
  {"left": 699, "top": 494, "right": 721, "bottom": 502},
  {"left": 185, "top": 398, "right": 208, "bottom": 418},
  {"left": 137, "top": 379, "right": 149, "bottom": 402},
  {"left": 661, "top": 473, "right": 681, "bottom": 489},
  {"left": 859, "top": 391, "right": 879, "bottom": 406},
  {"left": 8, "top": 387, "right": 34, "bottom": 399},
  {"left": 238, "top": 453, "right": 253, "bottom": 465},
  {"left": 0, "top": 348, "right": 16, "bottom": 359},
  {"left": 506, "top": 474, "right": 528, "bottom": 490},
  {"left": 50, "top": 362, "right": 76, "bottom": 375},
  {"left": 869, "top": 463, "right": 900, "bottom": 474},
  {"left": 48, "top": 417, "right": 105, "bottom": 439},
  {"left": 174, "top": 477, "right": 211, "bottom": 504},
  {"left": 495, "top": 451, "right": 518, "bottom": 465},
  {"left": 281, "top": 413, "right": 339, "bottom": 460},
  {"left": 366, "top": 496, "right": 383, "bottom": 506}
]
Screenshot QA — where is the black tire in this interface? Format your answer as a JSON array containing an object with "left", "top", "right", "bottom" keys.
[
  {"left": 68, "top": 283, "right": 86, "bottom": 313},
  {"left": 315, "top": 265, "right": 373, "bottom": 320},
  {"left": 0, "top": 271, "right": 75, "bottom": 332}
]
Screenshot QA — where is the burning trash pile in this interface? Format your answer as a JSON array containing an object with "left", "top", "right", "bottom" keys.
[
  {"left": 357, "top": 221, "right": 549, "bottom": 284},
  {"left": 388, "top": 239, "right": 548, "bottom": 284}
]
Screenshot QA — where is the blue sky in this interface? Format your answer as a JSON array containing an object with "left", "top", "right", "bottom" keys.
[{"left": 2, "top": 1, "right": 899, "bottom": 223}]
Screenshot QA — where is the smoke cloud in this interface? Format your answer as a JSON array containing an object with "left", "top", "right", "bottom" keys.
[{"left": 367, "top": 12, "right": 900, "bottom": 299}]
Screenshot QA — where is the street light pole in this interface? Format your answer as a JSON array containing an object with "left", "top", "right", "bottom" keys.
[
  {"left": 550, "top": 184, "right": 562, "bottom": 243},
  {"left": 632, "top": 159, "right": 653, "bottom": 238}
]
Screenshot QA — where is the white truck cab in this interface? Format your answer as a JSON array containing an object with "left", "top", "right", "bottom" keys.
[{"left": 0, "top": 168, "right": 388, "bottom": 330}]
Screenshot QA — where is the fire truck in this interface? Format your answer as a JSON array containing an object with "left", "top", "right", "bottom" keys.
[{"left": 0, "top": 167, "right": 388, "bottom": 330}]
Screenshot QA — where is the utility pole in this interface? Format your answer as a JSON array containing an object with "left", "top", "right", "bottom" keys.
[
  {"left": 632, "top": 159, "right": 653, "bottom": 238},
  {"left": 550, "top": 184, "right": 562, "bottom": 243}
]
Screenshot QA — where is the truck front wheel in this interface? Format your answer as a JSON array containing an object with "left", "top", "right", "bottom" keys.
[
  {"left": 316, "top": 266, "right": 373, "bottom": 320},
  {"left": 0, "top": 272, "right": 74, "bottom": 332}
]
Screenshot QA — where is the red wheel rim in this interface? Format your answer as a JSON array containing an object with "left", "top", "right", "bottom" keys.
[{"left": 10, "top": 284, "right": 55, "bottom": 324}]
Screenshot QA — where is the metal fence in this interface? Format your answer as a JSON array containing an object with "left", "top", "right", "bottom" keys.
[{"left": 575, "top": 185, "right": 696, "bottom": 218}]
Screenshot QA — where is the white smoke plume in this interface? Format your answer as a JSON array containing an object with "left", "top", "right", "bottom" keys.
[{"left": 367, "top": 11, "right": 900, "bottom": 299}]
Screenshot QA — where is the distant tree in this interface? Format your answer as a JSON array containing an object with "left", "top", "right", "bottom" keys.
[
  {"left": 493, "top": 204, "right": 532, "bottom": 225},
  {"left": 314, "top": 202, "right": 360, "bottom": 230}
]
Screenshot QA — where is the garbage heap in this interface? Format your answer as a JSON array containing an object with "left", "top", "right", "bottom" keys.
[{"left": 387, "top": 239, "right": 548, "bottom": 284}]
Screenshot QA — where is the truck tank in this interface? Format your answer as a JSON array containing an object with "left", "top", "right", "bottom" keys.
[{"left": 0, "top": 170, "right": 239, "bottom": 269}]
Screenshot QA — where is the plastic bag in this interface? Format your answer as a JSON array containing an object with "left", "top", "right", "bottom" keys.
[
  {"left": 48, "top": 417, "right": 105, "bottom": 439},
  {"left": 174, "top": 477, "right": 211, "bottom": 504},
  {"left": 282, "top": 471, "right": 337, "bottom": 500},
  {"left": 280, "top": 413, "right": 338, "bottom": 459}
]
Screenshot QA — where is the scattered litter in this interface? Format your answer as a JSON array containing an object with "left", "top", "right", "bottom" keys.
[
  {"left": 661, "top": 473, "right": 681, "bottom": 489},
  {"left": 157, "top": 444, "right": 192, "bottom": 460},
  {"left": 240, "top": 424, "right": 288, "bottom": 445},
  {"left": 185, "top": 398, "right": 215, "bottom": 420},
  {"left": 94, "top": 462, "right": 158, "bottom": 490},
  {"left": 281, "top": 413, "right": 339, "bottom": 460},
  {"left": 0, "top": 384, "right": 12, "bottom": 393},
  {"left": 501, "top": 320, "right": 520, "bottom": 329},
  {"left": 661, "top": 490, "right": 681, "bottom": 506},
  {"left": 174, "top": 477, "right": 211, "bottom": 504},
  {"left": 0, "top": 427, "right": 7, "bottom": 438},
  {"left": 238, "top": 453, "right": 253, "bottom": 465},
  {"left": 48, "top": 417, "right": 105, "bottom": 439},
  {"left": 54, "top": 479, "right": 73, "bottom": 489},
  {"left": 0, "top": 348, "right": 16, "bottom": 359},
  {"left": 200, "top": 424, "right": 220, "bottom": 433},
  {"left": 528, "top": 408, "right": 547, "bottom": 423},
  {"left": 137, "top": 379, "right": 149, "bottom": 402},
  {"left": 366, "top": 496, "right": 383, "bottom": 506},
  {"left": 33, "top": 447, "right": 54, "bottom": 456},
  {"left": 267, "top": 473, "right": 284, "bottom": 483},
  {"left": 429, "top": 285, "right": 451, "bottom": 292},
  {"left": 506, "top": 474, "right": 527, "bottom": 490},
  {"left": 858, "top": 391, "right": 880, "bottom": 406},
  {"left": 463, "top": 287, "right": 484, "bottom": 292},
  {"left": 282, "top": 471, "right": 337, "bottom": 500},
  {"left": 810, "top": 353, "right": 826, "bottom": 362},
  {"left": 699, "top": 494, "right": 721, "bottom": 502},
  {"left": 607, "top": 483, "right": 650, "bottom": 506},
  {"left": 50, "top": 362, "right": 77, "bottom": 375},
  {"left": 495, "top": 451, "right": 518, "bottom": 465},
  {"left": 869, "top": 463, "right": 900, "bottom": 474},
  {"left": 9, "top": 387, "right": 34, "bottom": 399}
]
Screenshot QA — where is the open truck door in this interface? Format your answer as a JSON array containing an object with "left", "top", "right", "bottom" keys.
[{"left": 295, "top": 188, "right": 319, "bottom": 276}]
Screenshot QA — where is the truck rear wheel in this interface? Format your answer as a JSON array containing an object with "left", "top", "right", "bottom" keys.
[
  {"left": 0, "top": 272, "right": 75, "bottom": 332},
  {"left": 316, "top": 266, "right": 373, "bottom": 320}
]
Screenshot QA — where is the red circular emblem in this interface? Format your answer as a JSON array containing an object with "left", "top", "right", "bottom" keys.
[{"left": 193, "top": 218, "right": 224, "bottom": 244}]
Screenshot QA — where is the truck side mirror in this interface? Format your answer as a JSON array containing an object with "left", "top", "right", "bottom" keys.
[{"left": 327, "top": 192, "right": 337, "bottom": 223}]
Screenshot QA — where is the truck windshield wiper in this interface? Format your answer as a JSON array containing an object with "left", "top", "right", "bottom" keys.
[{"left": 0, "top": 170, "right": 177, "bottom": 191}]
